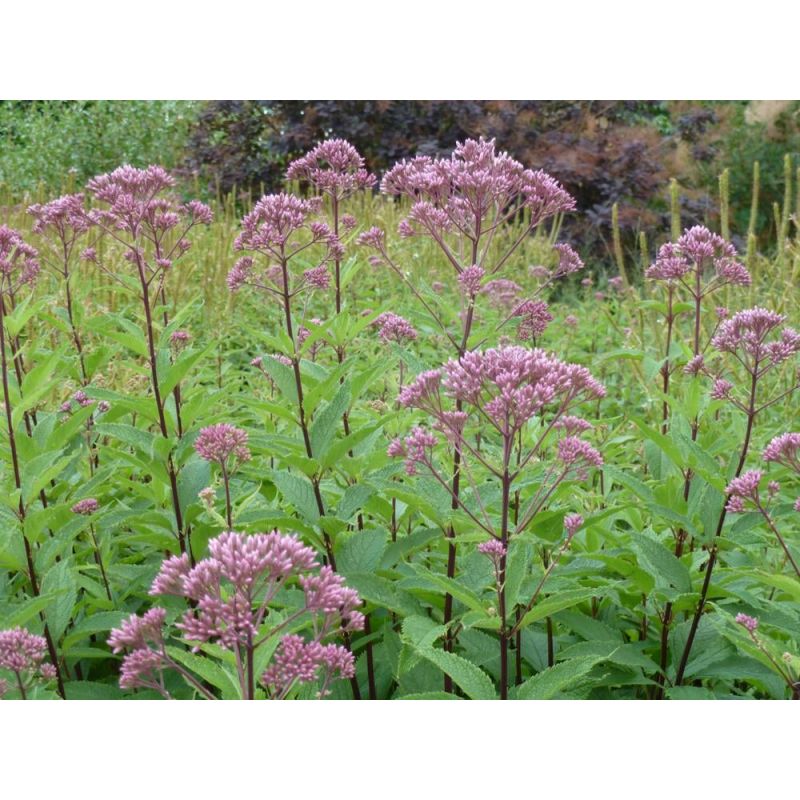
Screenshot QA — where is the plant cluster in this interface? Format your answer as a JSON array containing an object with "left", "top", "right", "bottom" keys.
[{"left": 0, "top": 133, "right": 798, "bottom": 701}]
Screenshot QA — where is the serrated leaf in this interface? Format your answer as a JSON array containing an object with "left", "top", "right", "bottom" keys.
[
  {"left": 632, "top": 534, "right": 692, "bottom": 593},
  {"left": 517, "top": 654, "right": 608, "bottom": 699}
]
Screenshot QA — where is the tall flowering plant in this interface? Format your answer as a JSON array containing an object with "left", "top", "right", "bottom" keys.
[
  {"left": 389, "top": 345, "right": 605, "bottom": 698},
  {"left": 644, "top": 226, "right": 751, "bottom": 696},
  {"left": 0, "top": 627, "right": 58, "bottom": 700},
  {"left": 674, "top": 307, "right": 800, "bottom": 685},
  {"left": 361, "top": 140, "right": 582, "bottom": 683},
  {"left": 0, "top": 225, "right": 66, "bottom": 697},
  {"left": 27, "top": 193, "right": 95, "bottom": 384},
  {"left": 108, "top": 530, "right": 363, "bottom": 699},
  {"left": 228, "top": 193, "right": 342, "bottom": 563},
  {"left": 287, "top": 138, "right": 375, "bottom": 315},
  {"left": 84, "top": 165, "right": 213, "bottom": 558}
]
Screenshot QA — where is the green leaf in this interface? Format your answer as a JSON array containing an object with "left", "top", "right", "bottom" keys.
[
  {"left": 160, "top": 345, "right": 210, "bottom": 397},
  {"left": 336, "top": 529, "right": 387, "bottom": 575},
  {"left": 2, "top": 593, "right": 58, "bottom": 628},
  {"left": 41, "top": 559, "right": 77, "bottom": 642},
  {"left": 411, "top": 568, "right": 488, "bottom": 616},
  {"left": 94, "top": 422, "right": 159, "bottom": 458},
  {"left": 270, "top": 470, "right": 320, "bottom": 523},
  {"left": 518, "top": 588, "right": 599, "bottom": 630},
  {"left": 401, "top": 616, "right": 496, "bottom": 699},
  {"left": 517, "top": 654, "right": 608, "bottom": 699},
  {"left": 165, "top": 645, "right": 241, "bottom": 699},
  {"left": 631, "top": 534, "right": 692, "bottom": 593},
  {"left": 310, "top": 379, "right": 351, "bottom": 458},
  {"left": 337, "top": 483, "right": 373, "bottom": 522}
]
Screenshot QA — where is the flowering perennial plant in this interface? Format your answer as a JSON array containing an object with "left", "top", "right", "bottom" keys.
[
  {"left": 108, "top": 530, "right": 363, "bottom": 699},
  {"left": 0, "top": 627, "right": 58, "bottom": 699},
  {"left": 27, "top": 194, "right": 93, "bottom": 382},
  {"left": 85, "top": 165, "right": 213, "bottom": 559},
  {"left": 390, "top": 345, "right": 604, "bottom": 697}
]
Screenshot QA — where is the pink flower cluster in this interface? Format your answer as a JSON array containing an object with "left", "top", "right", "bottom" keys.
[
  {"left": 711, "top": 307, "right": 800, "bottom": 368},
  {"left": 0, "top": 627, "right": 56, "bottom": 694},
  {"left": 645, "top": 226, "right": 750, "bottom": 287},
  {"left": 392, "top": 346, "right": 604, "bottom": 473},
  {"left": 381, "top": 138, "right": 575, "bottom": 241},
  {"left": 71, "top": 498, "right": 99, "bottom": 515},
  {"left": 28, "top": 193, "right": 92, "bottom": 237},
  {"left": 735, "top": 613, "right": 759, "bottom": 633},
  {"left": 513, "top": 299, "right": 553, "bottom": 341},
  {"left": 0, "top": 225, "right": 40, "bottom": 292},
  {"left": 194, "top": 424, "right": 251, "bottom": 469},
  {"left": 286, "top": 138, "right": 375, "bottom": 197},
  {"left": 87, "top": 165, "right": 212, "bottom": 239},
  {"left": 725, "top": 470, "right": 764, "bottom": 513},
  {"left": 482, "top": 279, "right": 521, "bottom": 310},
  {"left": 763, "top": 433, "right": 800, "bottom": 471},
  {"left": 108, "top": 531, "right": 363, "bottom": 698},
  {"left": 372, "top": 312, "right": 417, "bottom": 344},
  {"left": 262, "top": 634, "right": 354, "bottom": 697},
  {"left": 234, "top": 193, "right": 333, "bottom": 253}
]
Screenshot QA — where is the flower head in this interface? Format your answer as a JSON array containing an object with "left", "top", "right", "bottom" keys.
[
  {"left": 564, "top": 513, "right": 584, "bottom": 538},
  {"left": 373, "top": 312, "right": 417, "bottom": 344},
  {"left": 0, "top": 627, "right": 48, "bottom": 673},
  {"left": 513, "top": 300, "right": 553, "bottom": 341},
  {"left": 763, "top": 433, "right": 800, "bottom": 471},
  {"left": 0, "top": 225, "right": 40, "bottom": 291},
  {"left": 286, "top": 139, "right": 375, "bottom": 196},
  {"left": 71, "top": 498, "right": 99, "bottom": 515},
  {"left": 194, "top": 424, "right": 251, "bottom": 468},
  {"left": 735, "top": 613, "right": 759, "bottom": 633}
]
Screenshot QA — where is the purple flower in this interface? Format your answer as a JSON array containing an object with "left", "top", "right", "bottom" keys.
[
  {"left": 482, "top": 279, "right": 521, "bottom": 311},
  {"left": 227, "top": 256, "right": 254, "bottom": 291},
  {"left": 726, "top": 470, "right": 763, "bottom": 511},
  {"left": 0, "top": 627, "right": 48, "bottom": 672},
  {"left": 458, "top": 265, "right": 485, "bottom": 297},
  {"left": 0, "top": 225, "right": 40, "bottom": 292},
  {"left": 557, "top": 437, "right": 604, "bottom": 475},
  {"left": 554, "top": 416, "right": 594, "bottom": 435},
  {"left": 170, "top": 330, "right": 191, "bottom": 346},
  {"left": 261, "top": 634, "right": 355, "bottom": 697},
  {"left": 356, "top": 226, "right": 386, "bottom": 250},
  {"left": 71, "top": 498, "right": 99, "bottom": 515},
  {"left": 28, "top": 193, "right": 91, "bottom": 236},
  {"left": 711, "top": 307, "right": 800, "bottom": 370},
  {"left": 108, "top": 608, "right": 167, "bottom": 653},
  {"left": 564, "top": 513, "right": 584, "bottom": 538},
  {"left": 710, "top": 379, "right": 733, "bottom": 401},
  {"left": 553, "top": 244, "right": 584, "bottom": 277},
  {"left": 763, "top": 433, "right": 800, "bottom": 471},
  {"left": 303, "top": 264, "right": 330, "bottom": 291},
  {"left": 286, "top": 139, "right": 375, "bottom": 197},
  {"left": 373, "top": 312, "right": 417, "bottom": 344},
  {"left": 381, "top": 138, "right": 574, "bottom": 254},
  {"left": 684, "top": 354, "right": 705, "bottom": 376},
  {"left": 735, "top": 613, "right": 759, "bottom": 633},
  {"left": 73, "top": 390, "right": 93, "bottom": 407},
  {"left": 513, "top": 300, "right": 553, "bottom": 341},
  {"left": 194, "top": 424, "right": 251, "bottom": 468},
  {"left": 234, "top": 193, "right": 324, "bottom": 252},
  {"left": 478, "top": 539, "right": 507, "bottom": 559}
]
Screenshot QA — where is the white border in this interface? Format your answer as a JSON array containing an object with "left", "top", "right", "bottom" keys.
[
  {"left": 1, "top": 700, "right": 796, "bottom": 794},
  {"left": 2, "top": 1, "right": 799, "bottom": 98}
]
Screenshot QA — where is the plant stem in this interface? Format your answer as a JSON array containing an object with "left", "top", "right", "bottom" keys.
[
  {"left": 0, "top": 294, "right": 65, "bottom": 698},
  {"left": 136, "top": 254, "right": 188, "bottom": 559},
  {"left": 674, "top": 365, "right": 759, "bottom": 685}
]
